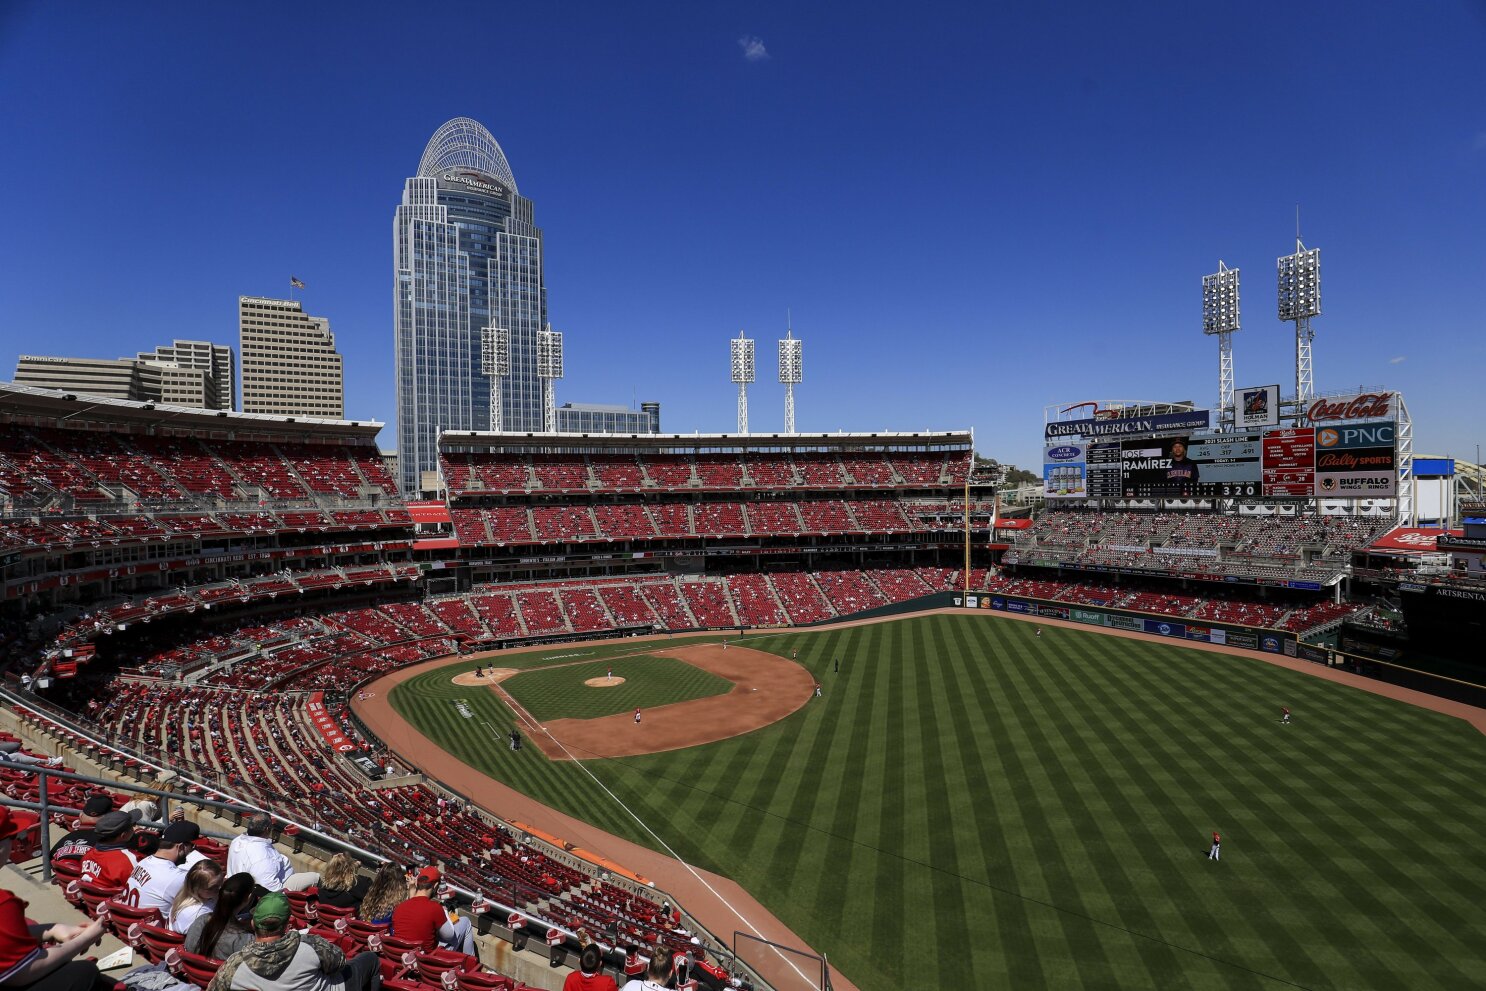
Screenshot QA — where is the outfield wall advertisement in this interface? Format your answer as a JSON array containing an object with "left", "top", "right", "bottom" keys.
[{"left": 980, "top": 592, "right": 1297, "bottom": 654}]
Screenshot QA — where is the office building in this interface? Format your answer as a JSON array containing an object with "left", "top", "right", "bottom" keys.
[
  {"left": 239, "top": 296, "right": 344, "bottom": 418},
  {"left": 13, "top": 355, "right": 149, "bottom": 401},
  {"left": 13, "top": 338, "right": 234, "bottom": 411},
  {"left": 556, "top": 402, "right": 661, "bottom": 434},
  {"left": 394, "top": 117, "right": 550, "bottom": 493},
  {"left": 138, "top": 340, "right": 235, "bottom": 410}
]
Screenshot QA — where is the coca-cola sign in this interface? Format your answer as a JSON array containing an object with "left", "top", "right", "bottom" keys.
[{"left": 1305, "top": 392, "right": 1393, "bottom": 423}]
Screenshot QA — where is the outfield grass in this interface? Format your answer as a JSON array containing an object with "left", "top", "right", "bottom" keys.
[
  {"left": 503, "top": 655, "right": 732, "bottom": 721},
  {"left": 391, "top": 615, "right": 1486, "bottom": 990}
]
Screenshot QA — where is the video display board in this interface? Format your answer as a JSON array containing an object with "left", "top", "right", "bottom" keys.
[
  {"left": 1262, "top": 429, "right": 1315, "bottom": 496},
  {"left": 1119, "top": 433, "right": 1262, "bottom": 498},
  {"left": 1042, "top": 423, "right": 1396, "bottom": 500},
  {"left": 1042, "top": 442, "right": 1087, "bottom": 498},
  {"left": 1086, "top": 442, "right": 1124, "bottom": 498}
]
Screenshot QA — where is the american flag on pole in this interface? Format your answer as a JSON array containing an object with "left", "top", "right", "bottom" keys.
[{"left": 290, "top": 276, "right": 305, "bottom": 289}]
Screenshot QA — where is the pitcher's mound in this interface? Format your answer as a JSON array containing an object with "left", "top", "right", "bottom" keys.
[
  {"left": 585, "top": 676, "right": 626, "bottom": 687},
  {"left": 451, "top": 668, "right": 519, "bottom": 687}
]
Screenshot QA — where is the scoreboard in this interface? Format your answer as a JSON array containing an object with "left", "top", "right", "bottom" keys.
[
  {"left": 1044, "top": 422, "right": 1395, "bottom": 500},
  {"left": 1119, "top": 433, "right": 1263, "bottom": 498}
]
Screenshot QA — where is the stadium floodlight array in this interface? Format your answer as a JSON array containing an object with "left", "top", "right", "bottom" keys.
[
  {"left": 1277, "top": 240, "right": 1321, "bottom": 415},
  {"left": 778, "top": 326, "right": 803, "bottom": 434},
  {"left": 730, "top": 330, "right": 755, "bottom": 434},
  {"left": 480, "top": 325, "right": 510, "bottom": 431},
  {"left": 536, "top": 325, "right": 564, "bottom": 433},
  {"left": 1202, "top": 261, "right": 1241, "bottom": 431}
]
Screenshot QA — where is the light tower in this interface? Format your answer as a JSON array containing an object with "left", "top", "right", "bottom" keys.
[
  {"left": 480, "top": 325, "right": 510, "bottom": 431},
  {"left": 730, "top": 331, "right": 755, "bottom": 434},
  {"left": 778, "top": 324, "right": 803, "bottom": 434},
  {"left": 536, "top": 324, "right": 563, "bottom": 432},
  {"left": 1201, "top": 262, "right": 1241, "bottom": 431},
  {"left": 1277, "top": 239, "right": 1321, "bottom": 419}
]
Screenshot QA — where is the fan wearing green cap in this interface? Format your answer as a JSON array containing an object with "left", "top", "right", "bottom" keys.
[{"left": 204, "top": 891, "right": 380, "bottom": 991}]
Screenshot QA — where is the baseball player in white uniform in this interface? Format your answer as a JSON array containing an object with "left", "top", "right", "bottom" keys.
[{"left": 123, "top": 822, "right": 193, "bottom": 915}]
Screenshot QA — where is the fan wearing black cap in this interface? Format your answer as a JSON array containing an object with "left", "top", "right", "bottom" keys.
[
  {"left": 122, "top": 821, "right": 196, "bottom": 916},
  {"left": 0, "top": 808, "right": 111, "bottom": 991},
  {"left": 47, "top": 796, "right": 115, "bottom": 862},
  {"left": 77, "top": 810, "right": 140, "bottom": 889}
]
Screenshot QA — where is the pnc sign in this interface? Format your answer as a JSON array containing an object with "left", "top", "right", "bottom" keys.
[
  {"left": 1316, "top": 422, "right": 1395, "bottom": 449},
  {"left": 1306, "top": 392, "right": 1393, "bottom": 424}
]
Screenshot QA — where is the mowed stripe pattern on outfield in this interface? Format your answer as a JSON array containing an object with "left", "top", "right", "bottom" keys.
[{"left": 391, "top": 615, "right": 1486, "bottom": 991}]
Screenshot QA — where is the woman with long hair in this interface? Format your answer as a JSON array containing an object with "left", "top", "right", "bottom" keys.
[
  {"left": 168, "top": 860, "right": 224, "bottom": 935},
  {"left": 184, "top": 872, "right": 258, "bottom": 960},
  {"left": 357, "top": 863, "right": 410, "bottom": 925},
  {"left": 315, "top": 853, "right": 370, "bottom": 910}
]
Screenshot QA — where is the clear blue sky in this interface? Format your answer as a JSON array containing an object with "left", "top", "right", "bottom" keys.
[{"left": 2, "top": 2, "right": 1483, "bottom": 469}]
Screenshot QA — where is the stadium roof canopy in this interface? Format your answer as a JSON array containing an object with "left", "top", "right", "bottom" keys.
[
  {"left": 438, "top": 429, "right": 974, "bottom": 453},
  {"left": 0, "top": 382, "right": 383, "bottom": 442},
  {"left": 417, "top": 117, "right": 518, "bottom": 195}
]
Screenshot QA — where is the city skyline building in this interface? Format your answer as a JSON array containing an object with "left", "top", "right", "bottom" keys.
[
  {"left": 395, "top": 118, "right": 548, "bottom": 494},
  {"left": 13, "top": 338, "right": 234, "bottom": 411},
  {"left": 556, "top": 401, "right": 661, "bottom": 434},
  {"left": 139, "top": 339, "right": 235, "bottom": 411},
  {"left": 239, "top": 296, "right": 344, "bottom": 418}
]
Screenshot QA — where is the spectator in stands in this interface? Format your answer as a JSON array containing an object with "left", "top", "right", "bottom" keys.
[
  {"left": 167, "top": 819, "right": 212, "bottom": 870},
  {"left": 204, "top": 893, "right": 378, "bottom": 991},
  {"left": 48, "top": 796, "right": 113, "bottom": 861},
  {"left": 122, "top": 821, "right": 196, "bottom": 916},
  {"left": 0, "top": 741, "right": 62, "bottom": 768},
  {"left": 311, "top": 854, "right": 369, "bottom": 912},
  {"left": 563, "top": 943, "right": 617, "bottom": 991},
  {"left": 119, "top": 798, "right": 160, "bottom": 823},
  {"left": 391, "top": 867, "right": 474, "bottom": 956},
  {"left": 355, "top": 864, "right": 408, "bottom": 925},
  {"left": 78, "top": 811, "right": 140, "bottom": 888},
  {"left": 620, "top": 953, "right": 672, "bottom": 991},
  {"left": 0, "top": 808, "right": 110, "bottom": 991},
  {"left": 170, "top": 860, "right": 224, "bottom": 935},
  {"left": 186, "top": 873, "right": 259, "bottom": 960},
  {"left": 226, "top": 814, "right": 318, "bottom": 892}
]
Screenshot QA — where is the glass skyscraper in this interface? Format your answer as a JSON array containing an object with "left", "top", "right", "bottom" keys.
[{"left": 394, "top": 118, "right": 547, "bottom": 494}]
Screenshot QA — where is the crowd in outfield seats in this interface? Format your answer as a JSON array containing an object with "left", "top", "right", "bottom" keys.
[{"left": 1005, "top": 509, "right": 1389, "bottom": 583}]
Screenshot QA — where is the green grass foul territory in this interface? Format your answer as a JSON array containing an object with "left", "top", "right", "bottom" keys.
[{"left": 391, "top": 614, "right": 1486, "bottom": 991}]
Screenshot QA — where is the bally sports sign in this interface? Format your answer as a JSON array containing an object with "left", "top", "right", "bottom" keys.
[{"left": 1305, "top": 392, "right": 1394, "bottom": 424}]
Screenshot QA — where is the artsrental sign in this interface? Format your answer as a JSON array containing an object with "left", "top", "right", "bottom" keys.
[{"left": 1305, "top": 392, "right": 1393, "bottom": 423}]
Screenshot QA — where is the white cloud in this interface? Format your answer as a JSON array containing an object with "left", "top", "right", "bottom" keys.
[
  {"left": 1389, "top": 355, "right": 1407, "bottom": 364},
  {"left": 738, "top": 35, "right": 769, "bottom": 62}
]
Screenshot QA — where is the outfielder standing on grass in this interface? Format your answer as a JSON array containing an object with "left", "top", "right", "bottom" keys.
[
  {"left": 1281, "top": 706, "right": 1291, "bottom": 725},
  {"left": 1208, "top": 831, "right": 1221, "bottom": 861}
]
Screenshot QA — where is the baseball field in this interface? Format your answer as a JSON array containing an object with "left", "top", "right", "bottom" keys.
[{"left": 386, "top": 614, "right": 1486, "bottom": 990}]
